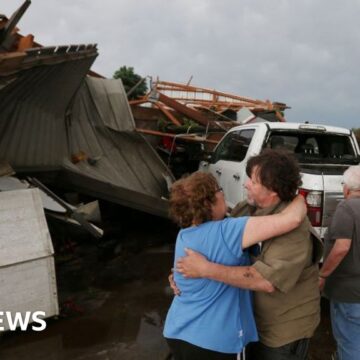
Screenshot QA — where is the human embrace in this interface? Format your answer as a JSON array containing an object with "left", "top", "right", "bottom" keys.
[{"left": 163, "top": 149, "right": 322, "bottom": 360}]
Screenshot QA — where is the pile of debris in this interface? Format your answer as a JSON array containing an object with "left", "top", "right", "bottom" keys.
[
  {"left": 0, "top": 1, "right": 290, "bottom": 211},
  {"left": 0, "top": 1, "right": 290, "bottom": 333},
  {"left": 0, "top": 1, "right": 174, "bottom": 333},
  {"left": 131, "top": 79, "right": 289, "bottom": 177},
  {"left": 0, "top": 1, "right": 173, "bottom": 219}
]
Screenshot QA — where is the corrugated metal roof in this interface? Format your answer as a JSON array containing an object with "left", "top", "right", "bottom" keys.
[
  {"left": 62, "top": 77, "right": 173, "bottom": 215},
  {"left": 0, "top": 50, "right": 97, "bottom": 169},
  {"left": 0, "top": 49, "right": 173, "bottom": 217},
  {"left": 86, "top": 77, "right": 135, "bottom": 132}
]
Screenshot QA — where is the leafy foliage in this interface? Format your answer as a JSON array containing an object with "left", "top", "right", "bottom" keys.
[{"left": 113, "top": 66, "right": 148, "bottom": 99}]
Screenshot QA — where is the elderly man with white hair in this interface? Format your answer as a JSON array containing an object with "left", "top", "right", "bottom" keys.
[{"left": 319, "top": 165, "right": 360, "bottom": 360}]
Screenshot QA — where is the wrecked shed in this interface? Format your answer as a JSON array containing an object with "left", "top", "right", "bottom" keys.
[{"left": 0, "top": 3, "right": 174, "bottom": 218}]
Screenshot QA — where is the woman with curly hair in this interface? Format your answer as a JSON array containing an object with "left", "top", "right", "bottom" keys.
[{"left": 163, "top": 171, "right": 306, "bottom": 360}]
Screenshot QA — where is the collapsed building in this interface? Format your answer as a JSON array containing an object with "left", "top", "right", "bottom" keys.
[
  {"left": 131, "top": 79, "right": 289, "bottom": 177},
  {"left": 0, "top": 1, "right": 173, "bottom": 218},
  {"left": 0, "top": 1, "right": 289, "bottom": 217}
]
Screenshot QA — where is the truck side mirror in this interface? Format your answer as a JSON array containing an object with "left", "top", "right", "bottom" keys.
[{"left": 203, "top": 152, "right": 214, "bottom": 163}]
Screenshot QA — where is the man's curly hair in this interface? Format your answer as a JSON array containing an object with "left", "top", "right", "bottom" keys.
[
  {"left": 246, "top": 149, "right": 302, "bottom": 201},
  {"left": 169, "top": 172, "right": 220, "bottom": 228}
]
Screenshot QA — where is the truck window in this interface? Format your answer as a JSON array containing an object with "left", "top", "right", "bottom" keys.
[
  {"left": 213, "top": 129, "right": 255, "bottom": 163},
  {"left": 267, "top": 134, "right": 299, "bottom": 152},
  {"left": 266, "top": 131, "right": 357, "bottom": 164}
]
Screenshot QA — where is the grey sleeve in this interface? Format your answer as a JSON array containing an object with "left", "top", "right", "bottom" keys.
[{"left": 330, "top": 202, "right": 354, "bottom": 240}]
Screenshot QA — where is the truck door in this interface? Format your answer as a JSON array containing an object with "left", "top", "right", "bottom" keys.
[{"left": 207, "top": 129, "right": 255, "bottom": 209}]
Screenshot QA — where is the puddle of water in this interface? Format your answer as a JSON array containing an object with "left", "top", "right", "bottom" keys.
[{"left": 0, "top": 242, "right": 174, "bottom": 360}]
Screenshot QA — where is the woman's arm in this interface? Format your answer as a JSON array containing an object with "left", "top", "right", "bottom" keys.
[
  {"left": 242, "top": 195, "right": 306, "bottom": 249},
  {"left": 176, "top": 248, "right": 275, "bottom": 292}
]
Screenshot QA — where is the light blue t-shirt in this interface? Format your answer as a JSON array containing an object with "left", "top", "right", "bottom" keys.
[{"left": 163, "top": 216, "right": 258, "bottom": 354}]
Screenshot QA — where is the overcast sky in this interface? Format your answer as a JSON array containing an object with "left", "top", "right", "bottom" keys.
[{"left": 2, "top": 0, "right": 360, "bottom": 129}]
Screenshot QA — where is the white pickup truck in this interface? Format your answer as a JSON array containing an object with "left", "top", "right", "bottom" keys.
[{"left": 199, "top": 121, "right": 360, "bottom": 239}]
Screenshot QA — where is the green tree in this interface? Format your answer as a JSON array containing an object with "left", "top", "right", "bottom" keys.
[{"left": 113, "top": 66, "right": 148, "bottom": 99}]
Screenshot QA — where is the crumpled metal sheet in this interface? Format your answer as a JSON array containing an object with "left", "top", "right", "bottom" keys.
[
  {"left": 62, "top": 77, "right": 173, "bottom": 216},
  {"left": 0, "top": 52, "right": 173, "bottom": 217},
  {"left": 0, "top": 53, "right": 97, "bottom": 169}
]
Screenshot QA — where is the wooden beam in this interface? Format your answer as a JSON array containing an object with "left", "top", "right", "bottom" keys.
[{"left": 136, "top": 128, "right": 219, "bottom": 144}]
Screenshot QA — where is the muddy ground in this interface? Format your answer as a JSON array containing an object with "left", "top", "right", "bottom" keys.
[{"left": 0, "top": 207, "right": 335, "bottom": 359}]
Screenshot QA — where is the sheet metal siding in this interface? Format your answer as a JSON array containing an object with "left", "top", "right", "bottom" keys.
[
  {"left": 0, "top": 256, "right": 59, "bottom": 331},
  {"left": 59, "top": 170, "right": 170, "bottom": 218},
  {"left": 0, "top": 104, "right": 65, "bottom": 168},
  {"left": 0, "top": 56, "right": 173, "bottom": 215},
  {"left": 0, "top": 56, "right": 96, "bottom": 169},
  {"left": 0, "top": 188, "right": 59, "bottom": 329},
  {"left": 0, "top": 188, "right": 53, "bottom": 267},
  {"left": 65, "top": 78, "right": 172, "bottom": 197},
  {"left": 87, "top": 77, "right": 135, "bottom": 132}
]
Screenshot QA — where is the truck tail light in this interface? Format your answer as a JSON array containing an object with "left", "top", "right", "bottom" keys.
[{"left": 298, "top": 189, "right": 323, "bottom": 227}]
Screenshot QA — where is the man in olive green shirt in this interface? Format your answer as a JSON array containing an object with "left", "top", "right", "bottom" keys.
[{"left": 176, "top": 150, "right": 322, "bottom": 360}]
